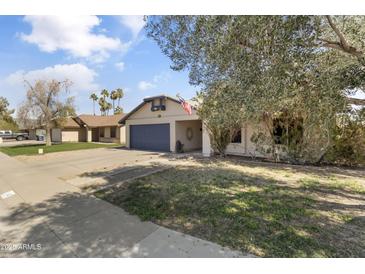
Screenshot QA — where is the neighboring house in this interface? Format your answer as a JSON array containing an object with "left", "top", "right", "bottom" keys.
[
  {"left": 119, "top": 94, "right": 279, "bottom": 157},
  {"left": 28, "top": 128, "right": 46, "bottom": 140},
  {"left": 51, "top": 114, "right": 126, "bottom": 144},
  {"left": 76, "top": 114, "right": 125, "bottom": 143},
  {"left": 51, "top": 117, "right": 87, "bottom": 143}
]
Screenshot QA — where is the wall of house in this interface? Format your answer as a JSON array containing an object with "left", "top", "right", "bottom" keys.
[
  {"left": 99, "top": 137, "right": 120, "bottom": 143},
  {"left": 125, "top": 98, "right": 200, "bottom": 152},
  {"left": 175, "top": 120, "right": 202, "bottom": 151},
  {"left": 104, "top": 127, "right": 111, "bottom": 138},
  {"left": 202, "top": 124, "right": 213, "bottom": 157},
  {"left": 119, "top": 126, "right": 125, "bottom": 144},
  {"left": 97, "top": 126, "right": 122, "bottom": 144},
  {"left": 225, "top": 127, "right": 245, "bottom": 155},
  {"left": 79, "top": 128, "right": 87, "bottom": 142},
  {"left": 130, "top": 99, "right": 197, "bottom": 120},
  {"left": 203, "top": 121, "right": 270, "bottom": 157},
  {"left": 51, "top": 128, "right": 62, "bottom": 143},
  {"left": 61, "top": 128, "right": 80, "bottom": 142}
]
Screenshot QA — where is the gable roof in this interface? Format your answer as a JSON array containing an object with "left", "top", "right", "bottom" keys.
[
  {"left": 63, "top": 117, "right": 82, "bottom": 128},
  {"left": 118, "top": 95, "right": 197, "bottom": 124},
  {"left": 78, "top": 114, "right": 125, "bottom": 127}
]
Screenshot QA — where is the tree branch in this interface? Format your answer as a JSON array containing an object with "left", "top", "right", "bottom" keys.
[
  {"left": 323, "top": 16, "right": 365, "bottom": 65},
  {"left": 326, "top": 15, "right": 350, "bottom": 51}
]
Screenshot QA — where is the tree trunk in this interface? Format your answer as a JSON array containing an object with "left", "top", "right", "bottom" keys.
[
  {"left": 46, "top": 126, "right": 52, "bottom": 146},
  {"left": 93, "top": 101, "right": 95, "bottom": 116}
]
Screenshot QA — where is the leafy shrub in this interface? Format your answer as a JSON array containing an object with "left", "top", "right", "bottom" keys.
[{"left": 324, "top": 108, "right": 365, "bottom": 166}]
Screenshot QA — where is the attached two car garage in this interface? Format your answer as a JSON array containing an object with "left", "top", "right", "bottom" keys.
[
  {"left": 130, "top": 124, "right": 170, "bottom": 152},
  {"left": 119, "top": 95, "right": 202, "bottom": 153}
]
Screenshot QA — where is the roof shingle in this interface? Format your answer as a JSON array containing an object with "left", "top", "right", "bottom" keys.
[
  {"left": 78, "top": 114, "right": 125, "bottom": 127},
  {"left": 63, "top": 117, "right": 82, "bottom": 128}
]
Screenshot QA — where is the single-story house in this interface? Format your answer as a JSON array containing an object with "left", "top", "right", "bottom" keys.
[
  {"left": 120, "top": 94, "right": 365, "bottom": 157},
  {"left": 52, "top": 114, "right": 126, "bottom": 144},
  {"left": 119, "top": 95, "right": 202, "bottom": 152},
  {"left": 51, "top": 116, "right": 86, "bottom": 142},
  {"left": 118, "top": 94, "right": 257, "bottom": 157},
  {"left": 119, "top": 94, "right": 271, "bottom": 157},
  {"left": 76, "top": 114, "right": 125, "bottom": 143}
]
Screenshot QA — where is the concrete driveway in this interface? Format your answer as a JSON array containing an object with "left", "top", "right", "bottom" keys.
[
  {"left": 15, "top": 147, "right": 168, "bottom": 179},
  {"left": 0, "top": 148, "right": 251, "bottom": 257}
]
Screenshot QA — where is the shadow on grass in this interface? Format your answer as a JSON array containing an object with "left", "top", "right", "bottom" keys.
[
  {"left": 76, "top": 162, "right": 171, "bottom": 193},
  {"left": 95, "top": 160, "right": 365, "bottom": 258}
]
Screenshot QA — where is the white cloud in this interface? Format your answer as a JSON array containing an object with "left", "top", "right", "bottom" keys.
[
  {"left": 115, "top": 62, "right": 125, "bottom": 72},
  {"left": 137, "top": 71, "right": 171, "bottom": 91},
  {"left": 119, "top": 16, "right": 145, "bottom": 39},
  {"left": 138, "top": 81, "right": 156, "bottom": 91},
  {"left": 5, "top": 63, "right": 98, "bottom": 92},
  {"left": 153, "top": 71, "right": 171, "bottom": 83},
  {"left": 20, "top": 16, "right": 128, "bottom": 63}
]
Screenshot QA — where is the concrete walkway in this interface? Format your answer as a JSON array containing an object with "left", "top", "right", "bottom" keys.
[{"left": 0, "top": 151, "right": 252, "bottom": 257}]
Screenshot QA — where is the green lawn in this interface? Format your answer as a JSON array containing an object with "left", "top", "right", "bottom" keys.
[
  {"left": 0, "top": 142, "right": 121, "bottom": 156},
  {"left": 95, "top": 158, "right": 365, "bottom": 257}
]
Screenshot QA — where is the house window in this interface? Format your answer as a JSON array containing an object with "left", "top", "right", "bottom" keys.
[
  {"left": 151, "top": 98, "right": 166, "bottom": 111},
  {"left": 110, "top": 126, "right": 116, "bottom": 138},
  {"left": 231, "top": 129, "right": 242, "bottom": 143},
  {"left": 273, "top": 118, "right": 303, "bottom": 145},
  {"left": 99, "top": 128, "right": 104, "bottom": 138}
]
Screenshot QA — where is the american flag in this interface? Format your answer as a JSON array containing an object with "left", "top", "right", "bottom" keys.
[{"left": 177, "top": 95, "right": 192, "bottom": 115}]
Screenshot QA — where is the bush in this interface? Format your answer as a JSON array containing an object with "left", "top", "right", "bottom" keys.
[{"left": 324, "top": 108, "right": 365, "bottom": 166}]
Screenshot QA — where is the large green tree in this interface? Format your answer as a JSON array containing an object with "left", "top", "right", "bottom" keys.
[
  {"left": 0, "top": 96, "right": 18, "bottom": 131},
  {"left": 146, "top": 16, "right": 365, "bottom": 163}
]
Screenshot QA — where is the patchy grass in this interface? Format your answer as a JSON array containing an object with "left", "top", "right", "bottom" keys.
[
  {"left": 96, "top": 158, "right": 365, "bottom": 257},
  {"left": 0, "top": 142, "right": 120, "bottom": 156}
]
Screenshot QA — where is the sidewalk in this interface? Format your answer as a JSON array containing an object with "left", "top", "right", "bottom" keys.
[{"left": 0, "top": 152, "right": 252, "bottom": 257}]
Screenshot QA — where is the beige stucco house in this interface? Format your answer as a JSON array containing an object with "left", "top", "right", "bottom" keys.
[
  {"left": 51, "top": 114, "right": 126, "bottom": 144},
  {"left": 76, "top": 114, "right": 125, "bottom": 144},
  {"left": 119, "top": 95, "right": 202, "bottom": 152},
  {"left": 51, "top": 117, "right": 87, "bottom": 143},
  {"left": 119, "top": 95, "right": 268, "bottom": 157}
]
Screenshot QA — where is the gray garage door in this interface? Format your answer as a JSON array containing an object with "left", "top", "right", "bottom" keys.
[{"left": 130, "top": 124, "right": 170, "bottom": 152}]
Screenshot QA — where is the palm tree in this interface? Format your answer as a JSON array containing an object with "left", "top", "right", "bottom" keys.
[
  {"left": 114, "top": 106, "right": 123, "bottom": 114},
  {"left": 89, "top": 93, "right": 98, "bottom": 115},
  {"left": 100, "top": 89, "right": 110, "bottom": 116},
  {"left": 98, "top": 97, "right": 108, "bottom": 116},
  {"left": 110, "top": 90, "right": 118, "bottom": 113},
  {"left": 101, "top": 89, "right": 109, "bottom": 100},
  {"left": 115, "top": 88, "right": 124, "bottom": 109},
  {"left": 106, "top": 102, "right": 112, "bottom": 116}
]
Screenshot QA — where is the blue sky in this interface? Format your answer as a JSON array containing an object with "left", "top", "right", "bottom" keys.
[{"left": 0, "top": 15, "right": 196, "bottom": 115}]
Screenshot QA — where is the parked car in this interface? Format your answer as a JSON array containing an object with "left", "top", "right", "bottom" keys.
[
  {"left": 36, "top": 134, "right": 45, "bottom": 141},
  {"left": 0, "top": 130, "right": 29, "bottom": 141}
]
